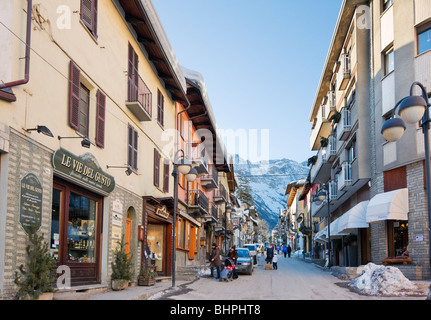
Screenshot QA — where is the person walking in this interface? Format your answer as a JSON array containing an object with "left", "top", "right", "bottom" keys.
[
  {"left": 210, "top": 243, "right": 221, "bottom": 279},
  {"left": 287, "top": 244, "right": 292, "bottom": 258},
  {"left": 265, "top": 245, "right": 274, "bottom": 269},
  {"left": 282, "top": 244, "right": 288, "bottom": 258},
  {"left": 272, "top": 252, "right": 278, "bottom": 270},
  {"left": 228, "top": 245, "right": 239, "bottom": 279}
]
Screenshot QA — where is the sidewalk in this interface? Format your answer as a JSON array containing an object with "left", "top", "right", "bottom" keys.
[{"left": 53, "top": 278, "right": 194, "bottom": 300}]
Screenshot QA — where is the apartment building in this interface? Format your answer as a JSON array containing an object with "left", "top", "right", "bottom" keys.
[{"left": 307, "top": 0, "right": 431, "bottom": 280}]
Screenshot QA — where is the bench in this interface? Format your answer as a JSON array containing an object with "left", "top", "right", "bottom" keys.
[{"left": 382, "top": 257, "right": 413, "bottom": 265}]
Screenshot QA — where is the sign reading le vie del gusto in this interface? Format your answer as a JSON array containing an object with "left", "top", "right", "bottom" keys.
[{"left": 52, "top": 148, "right": 115, "bottom": 195}]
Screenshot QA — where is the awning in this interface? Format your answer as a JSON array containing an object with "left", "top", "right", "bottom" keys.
[
  {"left": 328, "top": 218, "right": 349, "bottom": 238},
  {"left": 337, "top": 200, "right": 370, "bottom": 234},
  {"left": 366, "top": 188, "right": 409, "bottom": 223},
  {"left": 314, "top": 228, "right": 328, "bottom": 243}
]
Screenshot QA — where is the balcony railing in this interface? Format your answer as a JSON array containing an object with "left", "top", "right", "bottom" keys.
[
  {"left": 214, "top": 184, "right": 227, "bottom": 203},
  {"left": 337, "top": 108, "right": 351, "bottom": 141},
  {"left": 188, "top": 190, "right": 209, "bottom": 214},
  {"left": 201, "top": 164, "right": 218, "bottom": 190},
  {"left": 338, "top": 162, "right": 352, "bottom": 191},
  {"left": 327, "top": 135, "right": 337, "bottom": 161},
  {"left": 328, "top": 180, "right": 338, "bottom": 200},
  {"left": 126, "top": 74, "right": 152, "bottom": 121},
  {"left": 191, "top": 144, "right": 209, "bottom": 176}
]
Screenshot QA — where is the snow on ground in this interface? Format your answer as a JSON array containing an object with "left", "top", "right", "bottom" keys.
[{"left": 348, "top": 263, "right": 429, "bottom": 297}]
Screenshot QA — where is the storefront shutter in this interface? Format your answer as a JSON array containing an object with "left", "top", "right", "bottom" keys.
[
  {"left": 154, "top": 149, "right": 159, "bottom": 187},
  {"left": 69, "top": 61, "right": 80, "bottom": 130},
  {"left": 95, "top": 90, "right": 106, "bottom": 148}
]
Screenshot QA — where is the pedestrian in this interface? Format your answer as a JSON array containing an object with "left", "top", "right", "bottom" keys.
[
  {"left": 282, "top": 244, "right": 288, "bottom": 258},
  {"left": 272, "top": 253, "right": 278, "bottom": 270},
  {"left": 228, "top": 245, "right": 239, "bottom": 279},
  {"left": 266, "top": 245, "right": 274, "bottom": 267},
  {"left": 210, "top": 243, "right": 221, "bottom": 279},
  {"left": 287, "top": 244, "right": 292, "bottom": 258}
]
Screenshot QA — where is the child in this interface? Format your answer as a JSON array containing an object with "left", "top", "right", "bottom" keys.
[{"left": 272, "top": 253, "right": 278, "bottom": 270}]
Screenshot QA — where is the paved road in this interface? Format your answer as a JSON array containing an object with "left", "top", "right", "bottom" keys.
[{"left": 154, "top": 254, "right": 427, "bottom": 300}]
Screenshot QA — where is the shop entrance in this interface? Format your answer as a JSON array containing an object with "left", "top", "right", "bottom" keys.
[
  {"left": 147, "top": 219, "right": 166, "bottom": 274},
  {"left": 51, "top": 178, "right": 103, "bottom": 286}
]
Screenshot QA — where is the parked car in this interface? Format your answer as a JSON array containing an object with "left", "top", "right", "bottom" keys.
[
  {"left": 235, "top": 248, "right": 253, "bottom": 275},
  {"left": 244, "top": 244, "right": 257, "bottom": 264}
]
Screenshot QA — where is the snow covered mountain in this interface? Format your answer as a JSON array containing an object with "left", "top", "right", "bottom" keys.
[{"left": 233, "top": 156, "right": 309, "bottom": 230}]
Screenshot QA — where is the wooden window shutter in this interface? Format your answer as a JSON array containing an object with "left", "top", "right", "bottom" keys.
[
  {"left": 95, "top": 90, "right": 106, "bottom": 148},
  {"left": 133, "top": 129, "right": 138, "bottom": 170},
  {"left": 163, "top": 160, "right": 169, "bottom": 193},
  {"left": 81, "top": 0, "right": 98, "bottom": 37},
  {"left": 157, "top": 90, "right": 164, "bottom": 126},
  {"left": 127, "top": 43, "right": 138, "bottom": 101},
  {"left": 154, "top": 149, "right": 160, "bottom": 187},
  {"left": 69, "top": 61, "right": 81, "bottom": 130},
  {"left": 127, "top": 126, "right": 138, "bottom": 170}
]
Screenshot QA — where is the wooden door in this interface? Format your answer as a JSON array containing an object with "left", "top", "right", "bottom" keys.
[{"left": 125, "top": 210, "right": 132, "bottom": 258}]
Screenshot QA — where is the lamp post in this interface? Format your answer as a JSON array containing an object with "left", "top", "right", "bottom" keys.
[
  {"left": 381, "top": 81, "right": 431, "bottom": 280},
  {"left": 313, "top": 184, "right": 331, "bottom": 268},
  {"left": 171, "top": 149, "right": 198, "bottom": 288}
]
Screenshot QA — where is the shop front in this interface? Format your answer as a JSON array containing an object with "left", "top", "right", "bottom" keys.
[
  {"left": 51, "top": 148, "right": 115, "bottom": 286},
  {"left": 143, "top": 196, "right": 173, "bottom": 276}
]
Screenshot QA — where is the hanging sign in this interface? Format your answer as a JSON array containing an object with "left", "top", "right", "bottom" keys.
[
  {"left": 155, "top": 205, "right": 170, "bottom": 219},
  {"left": 19, "top": 173, "right": 43, "bottom": 235},
  {"left": 52, "top": 148, "right": 115, "bottom": 195}
]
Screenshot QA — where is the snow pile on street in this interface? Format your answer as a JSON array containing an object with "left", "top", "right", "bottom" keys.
[{"left": 348, "top": 263, "right": 428, "bottom": 297}]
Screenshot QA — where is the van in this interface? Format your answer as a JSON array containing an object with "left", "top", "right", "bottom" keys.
[{"left": 244, "top": 244, "right": 257, "bottom": 264}]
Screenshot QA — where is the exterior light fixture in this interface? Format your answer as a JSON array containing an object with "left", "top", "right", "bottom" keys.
[
  {"left": 106, "top": 165, "right": 133, "bottom": 176},
  {"left": 58, "top": 135, "right": 91, "bottom": 148},
  {"left": 25, "top": 125, "right": 54, "bottom": 137}
]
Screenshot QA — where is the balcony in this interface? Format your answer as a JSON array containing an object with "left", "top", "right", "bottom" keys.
[
  {"left": 338, "top": 162, "right": 352, "bottom": 191},
  {"left": 126, "top": 74, "right": 152, "bottom": 122},
  {"left": 191, "top": 144, "right": 209, "bottom": 176},
  {"left": 188, "top": 190, "right": 209, "bottom": 215},
  {"left": 337, "top": 108, "right": 351, "bottom": 141},
  {"left": 214, "top": 184, "right": 227, "bottom": 204},
  {"left": 310, "top": 146, "right": 331, "bottom": 184},
  {"left": 327, "top": 135, "right": 337, "bottom": 162},
  {"left": 202, "top": 203, "right": 219, "bottom": 224},
  {"left": 201, "top": 164, "right": 218, "bottom": 190},
  {"left": 310, "top": 103, "right": 332, "bottom": 151},
  {"left": 338, "top": 53, "right": 351, "bottom": 90},
  {"left": 328, "top": 180, "right": 338, "bottom": 201}
]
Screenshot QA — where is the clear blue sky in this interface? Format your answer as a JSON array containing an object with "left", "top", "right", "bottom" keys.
[{"left": 152, "top": 0, "right": 343, "bottom": 164}]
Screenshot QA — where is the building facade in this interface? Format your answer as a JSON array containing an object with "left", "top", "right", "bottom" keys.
[
  {"left": 0, "top": 0, "right": 235, "bottom": 299},
  {"left": 305, "top": 0, "right": 431, "bottom": 280}
]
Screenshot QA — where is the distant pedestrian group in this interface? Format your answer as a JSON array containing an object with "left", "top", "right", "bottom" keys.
[{"left": 282, "top": 244, "right": 292, "bottom": 258}]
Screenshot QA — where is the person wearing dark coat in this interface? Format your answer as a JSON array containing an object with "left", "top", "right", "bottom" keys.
[
  {"left": 210, "top": 243, "right": 221, "bottom": 279},
  {"left": 287, "top": 244, "right": 292, "bottom": 258},
  {"left": 266, "top": 245, "right": 274, "bottom": 264},
  {"left": 228, "top": 245, "right": 239, "bottom": 279}
]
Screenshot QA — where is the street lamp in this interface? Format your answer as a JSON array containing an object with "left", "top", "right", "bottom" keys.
[
  {"left": 313, "top": 184, "right": 332, "bottom": 267},
  {"left": 381, "top": 81, "right": 431, "bottom": 281},
  {"left": 171, "top": 149, "right": 198, "bottom": 288}
]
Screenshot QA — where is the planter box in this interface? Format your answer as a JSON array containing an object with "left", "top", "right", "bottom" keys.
[
  {"left": 37, "top": 292, "right": 54, "bottom": 300},
  {"left": 138, "top": 276, "right": 155, "bottom": 286},
  {"left": 111, "top": 279, "right": 129, "bottom": 291},
  {"left": 382, "top": 257, "right": 413, "bottom": 265}
]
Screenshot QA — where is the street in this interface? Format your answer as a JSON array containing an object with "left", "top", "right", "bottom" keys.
[{"left": 152, "top": 254, "right": 428, "bottom": 300}]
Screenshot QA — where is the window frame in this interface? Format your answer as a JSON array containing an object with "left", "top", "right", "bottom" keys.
[
  {"left": 383, "top": 47, "right": 394, "bottom": 76},
  {"left": 417, "top": 22, "right": 431, "bottom": 55},
  {"left": 80, "top": 0, "right": 98, "bottom": 39}
]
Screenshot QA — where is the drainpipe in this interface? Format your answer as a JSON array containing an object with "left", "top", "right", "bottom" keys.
[{"left": 0, "top": 0, "right": 32, "bottom": 90}]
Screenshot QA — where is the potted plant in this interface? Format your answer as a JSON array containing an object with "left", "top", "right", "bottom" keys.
[
  {"left": 14, "top": 230, "right": 57, "bottom": 300},
  {"left": 111, "top": 237, "right": 133, "bottom": 291},
  {"left": 138, "top": 266, "right": 157, "bottom": 286}
]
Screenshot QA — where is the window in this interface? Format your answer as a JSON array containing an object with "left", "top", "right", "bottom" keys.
[
  {"left": 69, "top": 61, "right": 106, "bottom": 145},
  {"left": 163, "top": 159, "right": 170, "bottom": 193},
  {"left": 154, "top": 149, "right": 160, "bottom": 187},
  {"left": 383, "top": 0, "right": 393, "bottom": 12},
  {"left": 128, "top": 43, "right": 139, "bottom": 102},
  {"left": 79, "top": 84, "right": 90, "bottom": 136},
  {"left": 157, "top": 90, "right": 164, "bottom": 127},
  {"left": 384, "top": 48, "right": 394, "bottom": 75},
  {"left": 80, "top": 0, "right": 98, "bottom": 38},
  {"left": 387, "top": 220, "right": 408, "bottom": 257},
  {"left": 348, "top": 138, "right": 357, "bottom": 162},
  {"left": 128, "top": 125, "right": 138, "bottom": 171},
  {"left": 418, "top": 26, "right": 431, "bottom": 55}
]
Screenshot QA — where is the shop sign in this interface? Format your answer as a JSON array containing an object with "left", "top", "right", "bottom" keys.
[
  {"left": 19, "top": 173, "right": 43, "bottom": 235},
  {"left": 52, "top": 148, "right": 115, "bottom": 195},
  {"left": 155, "top": 205, "right": 170, "bottom": 219}
]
